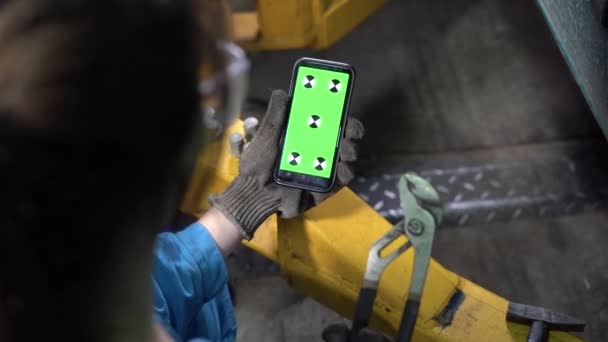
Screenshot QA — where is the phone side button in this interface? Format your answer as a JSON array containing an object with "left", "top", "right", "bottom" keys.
[{"left": 336, "top": 127, "right": 342, "bottom": 147}]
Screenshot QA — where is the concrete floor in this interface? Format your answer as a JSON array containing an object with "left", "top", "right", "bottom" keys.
[
  {"left": 245, "top": 0, "right": 602, "bottom": 156},
  {"left": 229, "top": 0, "right": 608, "bottom": 340},
  {"left": 433, "top": 212, "right": 608, "bottom": 342}
]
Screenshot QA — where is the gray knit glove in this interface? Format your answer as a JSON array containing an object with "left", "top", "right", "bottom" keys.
[{"left": 209, "top": 89, "right": 364, "bottom": 239}]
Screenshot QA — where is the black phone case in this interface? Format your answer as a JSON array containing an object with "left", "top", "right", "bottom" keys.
[{"left": 273, "top": 57, "right": 356, "bottom": 193}]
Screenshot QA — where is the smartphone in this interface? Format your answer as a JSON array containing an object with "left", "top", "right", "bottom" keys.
[{"left": 274, "top": 58, "right": 355, "bottom": 192}]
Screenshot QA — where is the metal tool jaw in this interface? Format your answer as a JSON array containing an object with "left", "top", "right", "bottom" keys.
[{"left": 352, "top": 173, "right": 442, "bottom": 341}]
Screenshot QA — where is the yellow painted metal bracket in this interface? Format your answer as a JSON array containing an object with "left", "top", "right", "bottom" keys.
[
  {"left": 181, "top": 121, "right": 583, "bottom": 341},
  {"left": 232, "top": 0, "right": 387, "bottom": 51}
]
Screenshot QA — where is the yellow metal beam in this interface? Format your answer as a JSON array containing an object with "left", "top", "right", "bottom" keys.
[
  {"left": 233, "top": 12, "right": 260, "bottom": 43},
  {"left": 181, "top": 121, "right": 582, "bottom": 341},
  {"left": 234, "top": 0, "right": 387, "bottom": 51},
  {"left": 238, "top": 0, "right": 316, "bottom": 51},
  {"left": 311, "top": 0, "right": 387, "bottom": 49}
]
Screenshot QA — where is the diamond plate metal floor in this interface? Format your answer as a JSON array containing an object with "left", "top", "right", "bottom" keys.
[{"left": 351, "top": 140, "right": 608, "bottom": 227}]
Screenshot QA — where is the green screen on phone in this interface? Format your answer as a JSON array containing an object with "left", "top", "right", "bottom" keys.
[{"left": 278, "top": 65, "right": 351, "bottom": 179}]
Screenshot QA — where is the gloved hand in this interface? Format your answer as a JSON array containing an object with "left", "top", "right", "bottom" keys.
[
  {"left": 210, "top": 89, "right": 364, "bottom": 239},
  {"left": 322, "top": 323, "right": 391, "bottom": 342}
]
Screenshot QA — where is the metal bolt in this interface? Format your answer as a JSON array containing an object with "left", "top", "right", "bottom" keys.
[
  {"left": 243, "top": 117, "right": 259, "bottom": 141},
  {"left": 229, "top": 132, "right": 245, "bottom": 157},
  {"left": 201, "top": 106, "right": 226, "bottom": 142},
  {"left": 408, "top": 219, "right": 424, "bottom": 236}
]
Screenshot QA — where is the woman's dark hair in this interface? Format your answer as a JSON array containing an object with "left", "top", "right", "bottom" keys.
[{"left": 0, "top": 1, "right": 226, "bottom": 340}]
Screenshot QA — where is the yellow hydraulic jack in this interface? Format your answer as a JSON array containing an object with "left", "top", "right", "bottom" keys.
[{"left": 181, "top": 121, "right": 586, "bottom": 342}]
